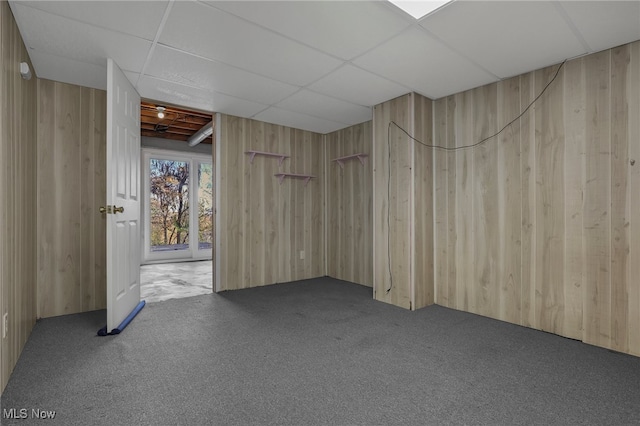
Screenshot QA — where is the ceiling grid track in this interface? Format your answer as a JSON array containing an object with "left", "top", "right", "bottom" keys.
[{"left": 136, "top": 0, "right": 175, "bottom": 89}]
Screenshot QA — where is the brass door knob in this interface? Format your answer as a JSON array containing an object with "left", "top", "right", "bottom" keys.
[
  {"left": 99, "top": 206, "right": 111, "bottom": 214},
  {"left": 113, "top": 206, "right": 124, "bottom": 213}
]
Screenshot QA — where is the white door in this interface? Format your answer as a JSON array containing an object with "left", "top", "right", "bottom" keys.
[{"left": 106, "top": 58, "right": 141, "bottom": 332}]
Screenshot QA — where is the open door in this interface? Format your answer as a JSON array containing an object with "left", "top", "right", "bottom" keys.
[{"left": 105, "top": 58, "right": 142, "bottom": 333}]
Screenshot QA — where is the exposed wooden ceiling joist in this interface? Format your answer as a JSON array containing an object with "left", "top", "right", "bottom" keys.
[{"left": 140, "top": 100, "right": 214, "bottom": 144}]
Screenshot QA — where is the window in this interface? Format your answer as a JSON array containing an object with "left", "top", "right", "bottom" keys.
[{"left": 142, "top": 149, "right": 212, "bottom": 263}]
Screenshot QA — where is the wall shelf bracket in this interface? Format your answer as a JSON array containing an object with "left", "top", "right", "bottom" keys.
[
  {"left": 245, "top": 150, "right": 289, "bottom": 166},
  {"left": 331, "top": 153, "right": 368, "bottom": 169},
  {"left": 274, "top": 173, "right": 316, "bottom": 186}
]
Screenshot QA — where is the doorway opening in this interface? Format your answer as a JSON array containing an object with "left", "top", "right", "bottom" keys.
[{"left": 139, "top": 101, "right": 215, "bottom": 303}]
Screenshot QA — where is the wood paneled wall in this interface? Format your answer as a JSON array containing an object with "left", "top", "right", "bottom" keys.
[
  {"left": 412, "top": 94, "right": 434, "bottom": 309},
  {"left": 433, "top": 41, "right": 640, "bottom": 356},
  {"left": 373, "top": 94, "right": 412, "bottom": 308},
  {"left": 372, "top": 93, "right": 434, "bottom": 310},
  {"left": 37, "top": 79, "right": 107, "bottom": 318},
  {"left": 0, "top": 1, "right": 38, "bottom": 393},
  {"left": 325, "top": 122, "right": 373, "bottom": 287},
  {"left": 217, "top": 114, "right": 324, "bottom": 290}
]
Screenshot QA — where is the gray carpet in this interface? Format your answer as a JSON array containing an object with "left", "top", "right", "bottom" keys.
[{"left": 1, "top": 277, "right": 639, "bottom": 425}]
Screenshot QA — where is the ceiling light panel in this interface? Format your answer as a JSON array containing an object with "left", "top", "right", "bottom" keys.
[
  {"left": 388, "top": 0, "right": 451, "bottom": 19},
  {"left": 158, "top": 1, "right": 342, "bottom": 86}
]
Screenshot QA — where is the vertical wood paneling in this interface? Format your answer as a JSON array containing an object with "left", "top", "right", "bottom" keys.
[
  {"left": 562, "top": 58, "right": 585, "bottom": 340},
  {"left": 217, "top": 114, "right": 324, "bottom": 291},
  {"left": 534, "top": 64, "right": 565, "bottom": 335},
  {"left": 0, "top": 1, "right": 37, "bottom": 393},
  {"left": 583, "top": 50, "right": 611, "bottom": 348},
  {"left": 412, "top": 93, "right": 434, "bottom": 309},
  {"left": 373, "top": 95, "right": 412, "bottom": 309},
  {"left": 456, "top": 91, "right": 474, "bottom": 312},
  {"left": 248, "top": 120, "right": 266, "bottom": 285},
  {"left": 431, "top": 41, "right": 640, "bottom": 356},
  {"left": 433, "top": 98, "right": 448, "bottom": 306},
  {"left": 58, "top": 82, "right": 81, "bottom": 313},
  {"left": 610, "top": 45, "right": 630, "bottom": 353},
  {"left": 445, "top": 96, "right": 457, "bottom": 310},
  {"left": 497, "top": 77, "right": 522, "bottom": 325},
  {"left": 221, "top": 115, "right": 244, "bottom": 289},
  {"left": 93, "top": 90, "right": 107, "bottom": 311},
  {"left": 372, "top": 93, "right": 434, "bottom": 310},
  {"left": 309, "top": 129, "right": 325, "bottom": 279},
  {"left": 291, "top": 129, "right": 305, "bottom": 279},
  {"left": 520, "top": 72, "right": 536, "bottom": 329},
  {"left": 325, "top": 122, "right": 373, "bottom": 287},
  {"left": 37, "top": 80, "right": 55, "bottom": 314},
  {"left": 278, "top": 125, "right": 291, "bottom": 283},
  {"left": 473, "top": 84, "right": 498, "bottom": 319},
  {"left": 80, "top": 88, "right": 92, "bottom": 310},
  {"left": 628, "top": 41, "right": 640, "bottom": 356},
  {"left": 37, "top": 80, "right": 107, "bottom": 318}
]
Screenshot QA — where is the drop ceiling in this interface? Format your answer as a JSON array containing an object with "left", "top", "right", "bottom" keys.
[{"left": 8, "top": 0, "right": 640, "bottom": 134}]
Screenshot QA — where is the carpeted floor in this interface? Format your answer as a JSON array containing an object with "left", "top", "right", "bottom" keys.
[{"left": 1, "top": 277, "right": 639, "bottom": 425}]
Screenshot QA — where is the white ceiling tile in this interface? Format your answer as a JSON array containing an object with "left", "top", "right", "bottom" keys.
[
  {"left": 559, "top": 1, "right": 640, "bottom": 53},
  {"left": 206, "top": 0, "right": 411, "bottom": 60},
  {"left": 136, "top": 76, "right": 267, "bottom": 118},
  {"left": 10, "top": 3, "right": 151, "bottom": 73},
  {"left": 145, "top": 45, "right": 300, "bottom": 105},
  {"left": 8, "top": 0, "right": 640, "bottom": 134},
  {"left": 158, "top": 1, "right": 342, "bottom": 86},
  {"left": 420, "top": 1, "right": 587, "bottom": 79},
  {"left": 353, "top": 26, "right": 497, "bottom": 100},
  {"left": 123, "top": 71, "right": 141, "bottom": 88},
  {"left": 308, "top": 65, "right": 410, "bottom": 107},
  {"left": 276, "top": 90, "right": 372, "bottom": 126},
  {"left": 10, "top": 1, "right": 168, "bottom": 41},
  {"left": 254, "top": 107, "right": 347, "bottom": 134},
  {"left": 29, "top": 50, "right": 107, "bottom": 90}
]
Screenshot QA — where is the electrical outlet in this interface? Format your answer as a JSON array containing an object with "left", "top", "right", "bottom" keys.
[
  {"left": 3, "top": 313, "right": 8, "bottom": 339},
  {"left": 299, "top": 250, "right": 305, "bottom": 260}
]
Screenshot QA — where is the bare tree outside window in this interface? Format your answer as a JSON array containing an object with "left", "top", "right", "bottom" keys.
[
  {"left": 149, "top": 159, "right": 190, "bottom": 251},
  {"left": 198, "top": 163, "right": 213, "bottom": 250}
]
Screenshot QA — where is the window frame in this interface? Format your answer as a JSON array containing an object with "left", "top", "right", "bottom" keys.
[{"left": 141, "top": 148, "right": 213, "bottom": 264}]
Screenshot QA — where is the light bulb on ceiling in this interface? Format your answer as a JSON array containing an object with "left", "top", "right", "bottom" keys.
[{"left": 156, "top": 106, "right": 166, "bottom": 119}]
